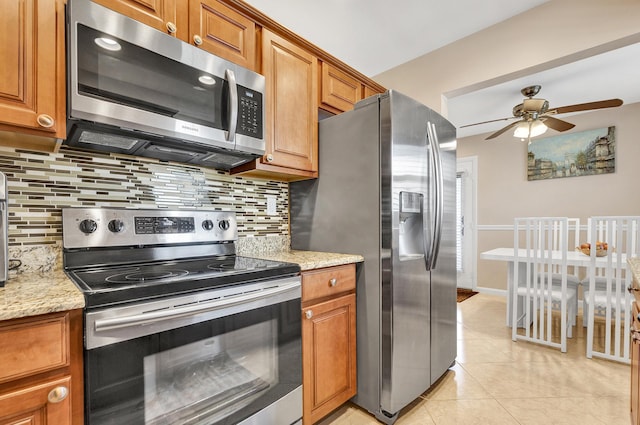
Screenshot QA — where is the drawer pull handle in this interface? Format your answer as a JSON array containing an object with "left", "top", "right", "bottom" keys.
[
  {"left": 37, "top": 114, "right": 54, "bottom": 128},
  {"left": 329, "top": 278, "right": 337, "bottom": 287},
  {"left": 193, "top": 35, "right": 203, "bottom": 46},
  {"left": 166, "top": 21, "right": 177, "bottom": 34},
  {"left": 305, "top": 310, "right": 313, "bottom": 319},
  {"left": 48, "top": 386, "right": 68, "bottom": 403},
  {"left": 629, "top": 285, "right": 640, "bottom": 293}
]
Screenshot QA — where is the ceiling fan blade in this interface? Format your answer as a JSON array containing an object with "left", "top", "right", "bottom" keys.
[
  {"left": 541, "top": 116, "right": 575, "bottom": 132},
  {"left": 551, "top": 98, "right": 623, "bottom": 114},
  {"left": 459, "top": 116, "right": 517, "bottom": 128},
  {"left": 485, "top": 121, "right": 522, "bottom": 140}
]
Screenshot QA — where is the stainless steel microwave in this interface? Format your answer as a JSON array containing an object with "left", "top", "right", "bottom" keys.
[{"left": 65, "top": 0, "right": 265, "bottom": 170}]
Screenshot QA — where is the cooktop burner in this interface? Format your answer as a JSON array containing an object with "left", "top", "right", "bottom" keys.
[
  {"left": 61, "top": 208, "right": 301, "bottom": 308},
  {"left": 105, "top": 267, "right": 190, "bottom": 284},
  {"left": 66, "top": 255, "right": 300, "bottom": 308}
]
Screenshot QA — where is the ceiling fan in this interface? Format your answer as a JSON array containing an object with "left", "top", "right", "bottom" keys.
[{"left": 461, "top": 85, "right": 623, "bottom": 140}]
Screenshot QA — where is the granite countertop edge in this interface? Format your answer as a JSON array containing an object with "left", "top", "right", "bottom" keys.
[{"left": 0, "top": 250, "right": 363, "bottom": 322}]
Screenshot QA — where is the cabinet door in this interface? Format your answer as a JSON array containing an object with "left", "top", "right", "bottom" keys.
[
  {"left": 302, "top": 293, "right": 356, "bottom": 425},
  {"left": 92, "top": 0, "right": 186, "bottom": 39},
  {"left": 262, "top": 29, "right": 318, "bottom": 174},
  {"left": 320, "top": 62, "right": 362, "bottom": 113},
  {"left": 633, "top": 334, "right": 640, "bottom": 425},
  {"left": 0, "top": 0, "right": 65, "bottom": 138},
  {"left": 0, "top": 377, "right": 71, "bottom": 425},
  {"left": 188, "top": 0, "right": 257, "bottom": 70}
]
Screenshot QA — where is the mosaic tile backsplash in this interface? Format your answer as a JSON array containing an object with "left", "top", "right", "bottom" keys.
[{"left": 0, "top": 145, "right": 289, "bottom": 247}]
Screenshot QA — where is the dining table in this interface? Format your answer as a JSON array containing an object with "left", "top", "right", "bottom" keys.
[{"left": 480, "top": 247, "right": 629, "bottom": 327}]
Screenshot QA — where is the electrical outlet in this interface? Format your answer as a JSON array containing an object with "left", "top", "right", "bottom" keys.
[{"left": 266, "top": 195, "right": 276, "bottom": 215}]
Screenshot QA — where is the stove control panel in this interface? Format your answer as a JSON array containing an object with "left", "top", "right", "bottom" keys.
[{"left": 62, "top": 208, "right": 238, "bottom": 249}]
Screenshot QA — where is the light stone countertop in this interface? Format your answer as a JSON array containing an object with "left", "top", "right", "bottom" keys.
[
  {"left": 0, "top": 247, "right": 363, "bottom": 322},
  {"left": 0, "top": 267, "right": 85, "bottom": 321},
  {"left": 248, "top": 250, "right": 364, "bottom": 271}
]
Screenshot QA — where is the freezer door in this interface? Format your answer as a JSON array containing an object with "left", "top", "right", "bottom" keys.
[{"left": 380, "top": 91, "right": 432, "bottom": 415}]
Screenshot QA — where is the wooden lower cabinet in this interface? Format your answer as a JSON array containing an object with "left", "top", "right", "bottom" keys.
[
  {"left": 301, "top": 264, "right": 357, "bottom": 424},
  {"left": 632, "top": 301, "right": 640, "bottom": 425},
  {"left": 0, "top": 310, "right": 83, "bottom": 425}
]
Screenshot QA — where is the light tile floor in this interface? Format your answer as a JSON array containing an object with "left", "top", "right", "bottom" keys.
[{"left": 319, "top": 293, "right": 630, "bottom": 425}]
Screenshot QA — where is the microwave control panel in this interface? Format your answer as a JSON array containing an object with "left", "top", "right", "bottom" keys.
[{"left": 237, "top": 86, "right": 263, "bottom": 139}]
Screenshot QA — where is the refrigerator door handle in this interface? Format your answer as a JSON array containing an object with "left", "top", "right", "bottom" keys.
[
  {"left": 424, "top": 124, "right": 437, "bottom": 270},
  {"left": 427, "top": 121, "right": 444, "bottom": 270}
]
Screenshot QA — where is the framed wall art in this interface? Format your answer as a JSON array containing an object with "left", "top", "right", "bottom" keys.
[{"left": 527, "top": 126, "right": 615, "bottom": 181}]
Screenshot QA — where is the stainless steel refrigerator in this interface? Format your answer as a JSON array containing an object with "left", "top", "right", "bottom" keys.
[{"left": 290, "top": 90, "right": 457, "bottom": 424}]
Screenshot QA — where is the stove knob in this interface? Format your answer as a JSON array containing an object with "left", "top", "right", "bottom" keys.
[
  {"left": 79, "top": 219, "right": 98, "bottom": 234},
  {"left": 108, "top": 219, "right": 125, "bottom": 233},
  {"left": 218, "top": 219, "right": 230, "bottom": 231},
  {"left": 202, "top": 219, "right": 214, "bottom": 231}
]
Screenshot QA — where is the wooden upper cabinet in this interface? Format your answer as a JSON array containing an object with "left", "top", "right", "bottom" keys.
[
  {"left": 231, "top": 29, "right": 318, "bottom": 181},
  {"left": 262, "top": 30, "right": 318, "bottom": 174},
  {"left": 92, "top": 0, "right": 188, "bottom": 40},
  {"left": 188, "top": 0, "right": 257, "bottom": 71},
  {"left": 0, "top": 0, "right": 66, "bottom": 139},
  {"left": 363, "top": 84, "right": 383, "bottom": 100},
  {"left": 320, "top": 62, "right": 362, "bottom": 113}
]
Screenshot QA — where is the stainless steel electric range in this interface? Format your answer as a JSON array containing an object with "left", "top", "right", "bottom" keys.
[{"left": 62, "top": 207, "right": 302, "bottom": 425}]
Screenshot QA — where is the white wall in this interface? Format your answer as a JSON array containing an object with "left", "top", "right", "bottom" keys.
[
  {"left": 460, "top": 103, "right": 640, "bottom": 291},
  {"left": 373, "top": 0, "right": 640, "bottom": 115}
]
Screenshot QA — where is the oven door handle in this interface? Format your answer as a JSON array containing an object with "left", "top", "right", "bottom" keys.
[{"left": 93, "top": 280, "right": 300, "bottom": 332}]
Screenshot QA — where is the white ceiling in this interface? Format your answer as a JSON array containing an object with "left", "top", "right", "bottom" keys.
[{"left": 243, "top": 0, "right": 640, "bottom": 140}]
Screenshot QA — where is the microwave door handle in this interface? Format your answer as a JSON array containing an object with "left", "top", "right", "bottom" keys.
[{"left": 225, "top": 69, "right": 238, "bottom": 142}]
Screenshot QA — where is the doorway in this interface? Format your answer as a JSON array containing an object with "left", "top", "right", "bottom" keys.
[{"left": 456, "top": 156, "right": 477, "bottom": 290}]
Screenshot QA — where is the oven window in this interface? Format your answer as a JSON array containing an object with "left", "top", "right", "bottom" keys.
[
  {"left": 76, "top": 24, "right": 228, "bottom": 130},
  {"left": 85, "top": 298, "right": 301, "bottom": 425}
]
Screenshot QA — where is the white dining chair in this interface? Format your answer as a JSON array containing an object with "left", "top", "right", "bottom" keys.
[
  {"left": 512, "top": 217, "right": 577, "bottom": 352},
  {"left": 584, "top": 216, "right": 640, "bottom": 363},
  {"left": 546, "top": 217, "right": 581, "bottom": 326}
]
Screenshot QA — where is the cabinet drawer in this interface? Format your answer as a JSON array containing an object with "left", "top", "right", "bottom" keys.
[
  {"left": 302, "top": 264, "right": 355, "bottom": 302},
  {"left": 0, "top": 313, "right": 69, "bottom": 383}
]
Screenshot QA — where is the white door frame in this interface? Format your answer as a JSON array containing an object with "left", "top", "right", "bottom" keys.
[{"left": 456, "top": 156, "right": 477, "bottom": 290}]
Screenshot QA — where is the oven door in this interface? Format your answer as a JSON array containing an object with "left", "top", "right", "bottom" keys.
[{"left": 84, "top": 277, "right": 301, "bottom": 425}]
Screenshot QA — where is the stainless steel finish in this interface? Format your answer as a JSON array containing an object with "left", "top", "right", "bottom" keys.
[
  {"left": 62, "top": 207, "right": 237, "bottom": 249},
  {"left": 66, "top": 0, "right": 265, "bottom": 168},
  {"left": 47, "top": 386, "right": 69, "bottom": 403},
  {"left": 85, "top": 276, "right": 300, "bottom": 349},
  {"left": 0, "top": 172, "right": 7, "bottom": 285},
  {"left": 237, "top": 385, "right": 302, "bottom": 425},
  {"left": 94, "top": 280, "right": 300, "bottom": 331},
  {"left": 226, "top": 68, "right": 238, "bottom": 141},
  {"left": 290, "top": 90, "right": 457, "bottom": 423}
]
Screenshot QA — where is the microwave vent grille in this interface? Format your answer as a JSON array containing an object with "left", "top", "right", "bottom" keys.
[{"left": 79, "top": 131, "right": 140, "bottom": 150}]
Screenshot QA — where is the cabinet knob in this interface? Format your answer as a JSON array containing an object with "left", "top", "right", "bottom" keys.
[
  {"left": 628, "top": 285, "right": 639, "bottom": 293},
  {"left": 48, "top": 386, "right": 68, "bottom": 403},
  {"left": 193, "top": 35, "right": 203, "bottom": 46},
  {"left": 266, "top": 154, "right": 274, "bottom": 162},
  {"left": 166, "top": 21, "right": 177, "bottom": 34},
  {"left": 305, "top": 310, "right": 313, "bottom": 319},
  {"left": 329, "top": 278, "right": 337, "bottom": 287},
  {"left": 37, "top": 114, "right": 54, "bottom": 128}
]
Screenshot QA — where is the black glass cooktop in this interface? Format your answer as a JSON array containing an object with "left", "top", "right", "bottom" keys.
[{"left": 66, "top": 256, "right": 300, "bottom": 308}]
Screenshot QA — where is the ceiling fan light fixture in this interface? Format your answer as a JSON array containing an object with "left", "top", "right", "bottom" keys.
[{"left": 513, "top": 120, "right": 548, "bottom": 139}]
